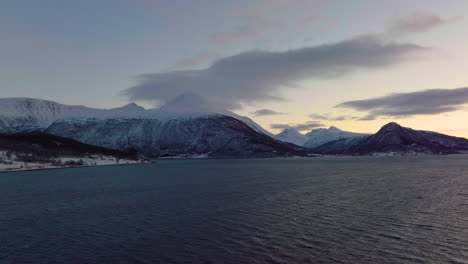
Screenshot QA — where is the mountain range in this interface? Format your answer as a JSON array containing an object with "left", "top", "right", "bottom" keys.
[
  {"left": 313, "top": 122, "right": 468, "bottom": 155},
  {"left": 0, "top": 95, "right": 308, "bottom": 158},
  {"left": 303, "top": 126, "right": 369, "bottom": 148},
  {"left": 273, "top": 126, "right": 369, "bottom": 148},
  {"left": 2, "top": 95, "right": 468, "bottom": 158}
]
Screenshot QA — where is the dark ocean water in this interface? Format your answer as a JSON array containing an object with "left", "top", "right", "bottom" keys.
[{"left": 1, "top": 156, "right": 468, "bottom": 264}]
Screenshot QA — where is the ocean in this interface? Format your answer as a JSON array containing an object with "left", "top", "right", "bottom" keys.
[{"left": 1, "top": 156, "right": 468, "bottom": 263}]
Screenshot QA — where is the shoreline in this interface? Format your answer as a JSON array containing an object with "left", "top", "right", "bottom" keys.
[
  {"left": 0, "top": 161, "right": 153, "bottom": 174},
  {"left": 3, "top": 152, "right": 465, "bottom": 173}
]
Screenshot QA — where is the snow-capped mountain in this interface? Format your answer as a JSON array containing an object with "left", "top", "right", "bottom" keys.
[
  {"left": 274, "top": 127, "right": 308, "bottom": 146},
  {"left": 303, "top": 126, "right": 370, "bottom": 148},
  {"left": 106, "top": 103, "right": 146, "bottom": 115},
  {"left": 0, "top": 94, "right": 272, "bottom": 136},
  {"left": 0, "top": 94, "right": 307, "bottom": 158},
  {"left": 0, "top": 97, "right": 146, "bottom": 133},
  {"left": 156, "top": 92, "right": 274, "bottom": 136},
  {"left": 46, "top": 115, "right": 308, "bottom": 158}
]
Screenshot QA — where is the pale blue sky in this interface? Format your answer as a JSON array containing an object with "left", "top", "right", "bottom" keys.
[{"left": 1, "top": 0, "right": 468, "bottom": 135}]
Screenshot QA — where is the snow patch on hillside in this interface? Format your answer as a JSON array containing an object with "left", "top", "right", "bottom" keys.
[{"left": 0, "top": 151, "right": 148, "bottom": 173}]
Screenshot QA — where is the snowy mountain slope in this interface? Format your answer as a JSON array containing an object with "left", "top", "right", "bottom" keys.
[
  {"left": 312, "top": 136, "right": 368, "bottom": 154},
  {"left": 234, "top": 115, "right": 274, "bottom": 137},
  {"left": 274, "top": 127, "right": 308, "bottom": 146},
  {"left": 156, "top": 92, "right": 274, "bottom": 136},
  {"left": 0, "top": 94, "right": 272, "bottom": 136},
  {"left": 0, "top": 98, "right": 146, "bottom": 133},
  {"left": 0, "top": 94, "right": 306, "bottom": 158},
  {"left": 46, "top": 116, "right": 309, "bottom": 158},
  {"left": 303, "top": 126, "right": 370, "bottom": 148},
  {"left": 417, "top": 130, "right": 468, "bottom": 149},
  {"left": 106, "top": 103, "right": 146, "bottom": 115}
]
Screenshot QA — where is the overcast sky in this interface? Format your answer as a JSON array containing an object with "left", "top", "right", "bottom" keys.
[{"left": 2, "top": 0, "right": 468, "bottom": 136}]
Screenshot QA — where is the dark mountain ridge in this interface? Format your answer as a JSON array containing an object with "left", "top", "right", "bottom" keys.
[
  {"left": 313, "top": 122, "right": 468, "bottom": 155},
  {"left": 0, "top": 132, "right": 138, "bottom": 160}
]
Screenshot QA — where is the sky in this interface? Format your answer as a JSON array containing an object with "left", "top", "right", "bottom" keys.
[{"left": 2, "top": 0, "right": 468, "bottom": 136}]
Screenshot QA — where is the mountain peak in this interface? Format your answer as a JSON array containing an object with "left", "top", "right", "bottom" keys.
[
  {"left": 277, "top": 127, "right": 305, "bottom": 137},
  {"left": 281, "top": 127, "right": 299, "bottom": 133},
  {"left": 346, "top": 122, "right": 468, "bottom": 155},
  {"left": 380, "top": 122, "right": 403, "bottom": 131},
  {"left": 328, "top": 126, "right": 341, "bottom": 132},
  {"left": 121, "top": 103, "right": 145, "bottom": 111},
  {"left": 274, "top": 127, "right": 308, "bottom": 146},
  {"left": 303, "top": 126, "right": 370, "bottom": 148},
  {"left": 107, "top": 103, "right": 145, "bottom": 115}
]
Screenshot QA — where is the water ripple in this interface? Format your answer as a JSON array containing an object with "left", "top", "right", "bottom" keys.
[{"left": 1, "top": 155, "right": 468, "bottom": 263}]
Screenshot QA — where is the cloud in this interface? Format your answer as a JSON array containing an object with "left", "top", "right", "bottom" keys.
[
  {"left": 252, "top": 109, "right": 286, "bottom": 116},
  {"left": 308, "top": 114, "right": 329, "bottom": 120},
  {"left": 309, "top": 113, "right": 359, "bottom": 121},
  {"left": 336, "top": 87, "right": 468, "bottom": 119},
  {"left": 211, "top": 16, "right": 283, "bottom": 46},
  {"left": 124, "top": 35, "right": 427, "bottom": 109},
  {"left": 210, "top": 0, "right": 324, "bottom": 46},
  {"left": 388, "top": 12, "right": 459, "bottom": 37},
  {"left": 270, "top": 121, "right": 324, "bottom": 131},
  {"left": 171, "top": 54, "right": 218, "bottom": 70}
]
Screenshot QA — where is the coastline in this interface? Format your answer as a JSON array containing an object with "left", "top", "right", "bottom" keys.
[{"left": 0, "top": 161, "right": 153, "bottom": 174}]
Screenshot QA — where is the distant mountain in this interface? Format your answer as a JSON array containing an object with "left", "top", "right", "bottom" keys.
[
  {"left": 347, "top": 122, "right": 468, "bottom": 155},
  {"left": 312, "top": 122, "right": 468, "bottom": 155},
  {"left": 312, "top": 136, "right": 368, "bottom": 154},
  {"left": 303, "top": 126, "right": 370, "bottom": 148},
  {"left": 46, "top": 115, "right": 309, "bottom": 158},
  {"left": 106, "top": 103, "right": 146, "bottom": 115},
  {"left": 274, "top": 127, "right": 308, "bottom": 146}
]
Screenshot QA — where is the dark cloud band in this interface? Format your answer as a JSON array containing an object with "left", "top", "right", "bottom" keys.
[
  {"left": 270, "top": 121, "right": 324, "bottom": 131},
  {"left": 309, "top": 113, "right": 359, "bottom": 121},
  {"left": 336, "top": 87, "right": 468, "bottom": 119},
  {"left": 252, "top": 109, "right": 286, "bottom": 116},
  {"left": 124, "top": 35, "right": 426, "bottom": 109}
]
